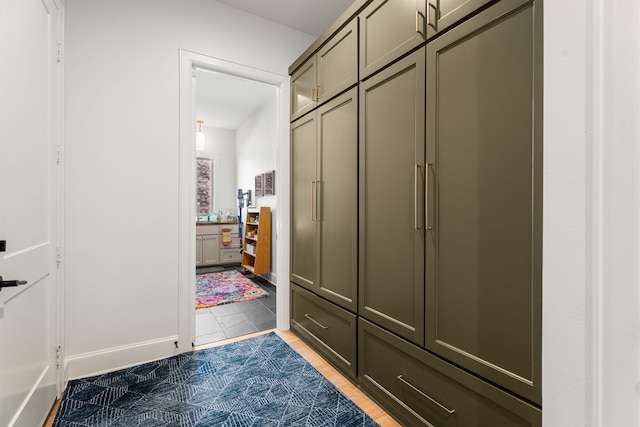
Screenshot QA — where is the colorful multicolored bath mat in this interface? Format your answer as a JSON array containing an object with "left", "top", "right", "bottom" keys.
[{"left": 196, "top": 270, "right": 268, "bottom": 309}]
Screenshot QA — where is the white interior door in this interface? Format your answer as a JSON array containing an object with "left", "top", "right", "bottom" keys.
[{"left": 0, "top": 0, "right": 61, "bottom": 426}]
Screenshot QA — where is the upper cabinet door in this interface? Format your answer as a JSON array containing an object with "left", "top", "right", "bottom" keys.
[
  {"left": 316, "top": 19, "right": 358, "bottom": 105},
  {"left": 291, "top": 19, "right": 358, "bottom": 122},
  {"left": 359, "top": 0, "right": 426, "bottom": 80},
  {"left": 426, "top": 0, "right": 497, "bottom": 38},
  {"left": 359, "top": 49, "right": 425, "bottom": 346},
  {"left": 426, "top": 0, "right": 541, "bottom": 405},
  {"left": 290, "top": 57, "right": 317, "bottom": 121}
]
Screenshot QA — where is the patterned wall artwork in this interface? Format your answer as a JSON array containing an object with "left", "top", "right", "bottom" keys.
[
  {"left": 197, "top": 157, "right": 213, "bottom": 215},
  {"left": 255, "top": 174, "right": 263, "bottom": 197},
  {"left": 263, "top": 170, "right": 275, "bottom": 196},
  {"left": 255, "top": 170, "right": 275, "bottom": 197}
]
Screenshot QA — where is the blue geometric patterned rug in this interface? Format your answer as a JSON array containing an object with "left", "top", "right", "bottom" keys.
[{"left": 53, "top": 332, "right": 379, "bottom": 426}]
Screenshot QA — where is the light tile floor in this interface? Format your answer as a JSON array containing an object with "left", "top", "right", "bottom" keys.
[{"left": 194, "top": 270, "right": 276, "bottom": 346}]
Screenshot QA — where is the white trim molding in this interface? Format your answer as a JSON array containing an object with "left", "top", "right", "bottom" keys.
[
  {"left": 544, "top": 0, "right": 640, "bottom": 425},
  {"left": 64, "top": 336, "right": 180, "bottom": 381}
]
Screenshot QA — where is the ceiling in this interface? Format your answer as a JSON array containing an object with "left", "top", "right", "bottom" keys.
[
  {"left": 215, "top": 0, "right": 356, "bottom": 38},
  {"left": 196, "top": 69, "right": 277, "bottom": 130},
  {"left": 196, "top": 0, "right": 356, "bottom": 131}
]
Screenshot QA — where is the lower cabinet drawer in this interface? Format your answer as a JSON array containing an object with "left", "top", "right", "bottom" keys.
[
  {"left": 359, "top": 319, "right": 541, "bottom": 427},
  {"left": 220, "top": 248, "right": 241, "bottom": 264},
  {"left": 196, "top": 224, "right": 220, "bottom": 235},
  {"left": 290, "top": 283, "right": 357, "bottom": 379}
]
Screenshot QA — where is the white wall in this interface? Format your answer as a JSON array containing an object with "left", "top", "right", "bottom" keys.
[
  {"left": 544, "top": 0, "right": 640, "bottom": 425},
  {"left": 236, "top": 95, "right": 279, "bottom": 282},
  {"left": 63, "top": 0, "right": 313, "bottom": 378},
  {"left": 197, "top": 126, "right": 237, "bottom": 216}
]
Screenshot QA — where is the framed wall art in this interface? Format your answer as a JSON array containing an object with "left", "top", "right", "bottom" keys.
[
  {"left": 263, "top": 170, "right": 275, "bottom": 196},
  {"left": 255, "top": 174, "right": 264, "bottom": 197},
  {"left": 196, "top": 157, "right": 214, "bottom": 215}
]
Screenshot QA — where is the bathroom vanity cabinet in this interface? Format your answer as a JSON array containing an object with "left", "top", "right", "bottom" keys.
[{"left": 196, "top": 223, "right": 240, "bottom": 267}]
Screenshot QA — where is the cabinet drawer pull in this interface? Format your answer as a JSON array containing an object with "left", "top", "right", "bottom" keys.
[
  {"left": 304, "top": 313, "right": 329, "bottom": 329},
  {"left": 397, "top": 375, "right": 456, "bottom": 415}
]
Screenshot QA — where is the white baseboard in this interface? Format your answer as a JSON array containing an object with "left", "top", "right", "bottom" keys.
[
  {"left": 64, "top": 336, "right": 180, "bottom": 382},
  {"left": 261, "top": 272, "right": 277, "bottom": 285}
]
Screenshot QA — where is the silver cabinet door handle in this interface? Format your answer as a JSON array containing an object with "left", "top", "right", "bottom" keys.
[
  {"left": 415, "top": 10, "right": 425, "bottom": 38},
  {"left": 426, "top": 163, "right": 432, "bottom": 231},
  {"left": 415, "top": 164, "right": 422, "bottom": 230}
]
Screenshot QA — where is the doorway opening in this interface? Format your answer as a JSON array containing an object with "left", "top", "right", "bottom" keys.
[
  {"left": 178, "top": 50, "right": 291, "bottom": 351},
  {"left": 193, "top": 69, "right": 278, "bottom": 346}
]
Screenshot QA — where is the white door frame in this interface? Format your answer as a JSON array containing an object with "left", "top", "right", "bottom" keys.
[{"left": 177, "top": 49, "right": 290, "bottom": 350}]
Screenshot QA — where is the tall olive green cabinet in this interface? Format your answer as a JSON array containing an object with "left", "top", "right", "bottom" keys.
[
  {"left": 289, "top": 0, "right": 542, "bottom": 425},
  {"left": 426, "top": 0, "right": 542, "bottom": 406},
  {"left": 289, "top": 9, "right": 360, "bottom": 380}
]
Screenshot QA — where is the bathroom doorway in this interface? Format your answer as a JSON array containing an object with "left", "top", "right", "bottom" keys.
[{"left": 178, "top": 51, "right": 290, "bottom": 349}]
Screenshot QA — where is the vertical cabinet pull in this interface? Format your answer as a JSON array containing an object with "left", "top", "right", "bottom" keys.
[
  {"left": 310, "top": 86, "right": 320, "bottom": 102},
  {"left": 415, "top": 10, "right": 425, "bottom": 37},
  {"left": 415, "top": 164, "right": 422, "bottom": 230},
  {"left": 426, "top": 163, "right": 432, "bottom": 231},
  {"left": 311, "top": 181, "right": 317, "bottom": 221},
  {"left": 315, "top": 181, "right": 320, "bottom": 221},
  {"left": 397, "top": 375, "right": 456, "bottom": 415},
  {"left": 426, "top": 2, "right": 437, "bottom": 31}
]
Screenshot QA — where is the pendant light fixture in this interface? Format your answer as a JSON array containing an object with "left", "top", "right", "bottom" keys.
[{"left": 196, "top": 120, "right": 205, "bottom": 151}]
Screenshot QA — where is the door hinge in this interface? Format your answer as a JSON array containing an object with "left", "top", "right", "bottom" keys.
[
  {"left": 56, "top": 345, "right": 62, "bottom": 368},
  {"left": 57, "top": 43, "right": 63, "bottom": 63},
  {"left": 56, "top": 247, "right": 63, "bottom": 266},
  {"left": 57, "top": 144, "right": 63, "bottom": 164}
]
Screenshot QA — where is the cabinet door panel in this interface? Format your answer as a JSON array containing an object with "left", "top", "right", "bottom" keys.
[
  {"left": 202, "top": 235, "right": 220, "bottom": 265},
  {"left": 317, "top": 88, "right": 358, "bottom": 312},
  {"left": 360, "top": 0, "right": 425, "bottom": 79},
  {"left": 196, "top": 236, "right": 203, "bottom": 266},
  {"left": 317, "top": 19, "right": 358, "bottom": 104},
  {"left": 360, "top": 49, "right": 425, "bottom": 345},
  {"left": 291, "top": 57, "right": 317, "bottom": 121},
  {"left": 290, "top": 114, "right": 318, "bottom": 290},
  {"left": 426, "top": 0, "right": 542, "bottom": 404}
]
